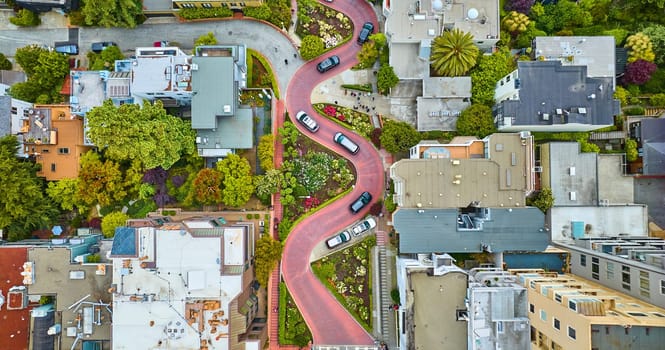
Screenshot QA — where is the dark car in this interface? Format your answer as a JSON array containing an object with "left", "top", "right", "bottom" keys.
[
  {"left": 316, "top": 55, "right": 340, "bottom": 73},
  {"left": 54, "top": 44, "right": 78, "bottom": 55},
  {"left": 357, "top": 22, "right": 374, "bottom": 45},
  {"left": 350, "top": 191, "right": 372, "bottom": 214},
  {"left": 91, "top": 41, "right": 116, "bottom": 53},
  {"left": 295, "top": 111, "right": 319, "bottom": 132}
]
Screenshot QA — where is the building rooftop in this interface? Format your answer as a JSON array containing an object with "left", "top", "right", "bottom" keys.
[
  {"left": 410, "top": 136, "right": 485, "bottom": 159},
  {"left": 393, "top": 207, "right": 550, "bottom": 253},
  {"left": 26, "top": 235, "right": 112, "bottom": 350},
  {"left": 392, "top": 133, "right": 534, "bottom": 208},
  {"left": 397, "top": 254, "right": 468, "bottom": 350},
  {"left": 533, "top": 36, "right": 616, "bottom": 85},
  {"left": 512, "top": 269, "right": 665, "bottom": 326},
  {"left": 0, "top": 95, "right": 9, "bottom": 137},
  {"left": 640, "top": 118, "right": 665, "bottom": 175},
  {"left": 494, "top": 61, "right": 620, "bottom": 131},
  {"left": 416, "top": 76, "right": 471, "bottom": 131},
  {"left": 0, "top": 246, "right": 31, "bottom": 350},
  {"left": 131, "top": 49, "right": 192, "bottom": 96},
  {"left": 557, "top": 236, "right": 665, "bottom": 273},
  {"left": 549, "top": 205, "right": 648, "bottom": 241},
  {"left": 111, "top": 220, "right": 249, "bottom": 350},
  {"left": 541, "top": 142, "right": 598, "bottom": 206},
  {"left": 69, "top": 71, "right": 106, "bottom": 116}
]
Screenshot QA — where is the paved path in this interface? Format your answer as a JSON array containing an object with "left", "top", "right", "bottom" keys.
[{"left": 280, "top": 0, "right": 384, "bottom": 345}]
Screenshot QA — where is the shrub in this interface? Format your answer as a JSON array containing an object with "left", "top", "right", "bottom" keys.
[
  {"left": 9, "top": 9, "right": 41, "bottom": 27},
  {"left": 0, "top": 53, "right": 11, "bottom": 70},
  {"left": 623, "top": 106, "right": 645, "bottom": 115},
  {"left": 390, "top": 288, "right": 400, "bottom": 304},
  {"left": 642, "top": 68, "right": 665, "bottom": 94},
  {"left": 502, "top": 11, "right": 530, "bottom": 34},
  {"left": 622, "top": 60, "right": 657, "bottom": 85},
  {"left": 370, "top": 128, "right": 382, "bottom": 149},
  {"left": 625, "top": 138, "right": 638, "bottom": 162},
  {"left": 178, "top": 7, "right": 233, "bottom": 20},
  {"left": 625, "top": 32, "right": 655, "bottom": 63},
  {"left": 254, "top": 213, "right": 260, "bottom": 219},
  {"left": 101, "top": 211, "right": 129, "bottom": 238},
  {"left": 650, "top": 93, "right": 665, "bottom": 107},
  {"left": 456, "top": 104, "right": 496, "bottom": 138},
  {"left": 603, "top": 28, "right": 629, "bottom": 46},
  {"left": 300, "top": 35, "right": 325, "bottom": 60},
  {"left": 614, "top": 86, "right": 629, "bottom": 107}
]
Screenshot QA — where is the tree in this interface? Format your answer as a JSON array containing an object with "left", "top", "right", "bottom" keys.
[
  {"left": 471, "top": 48, "right": 515, "bottom": 106},
  {"left": 254, "top": 169, "right": 282, "bottom": 200},
  {"left": 533, "top": 0, "right": 593, "bottom": 34},
  {"left": 515, "top": 23, "right": 547, "bottom": 48},
  {"left": 502, "top": 11, "right": 530, "bottom": 34},
  {"left": 101, "top": 211, "right": 129, "bottom": 238},
  {"left": 9, "top": 45, "right": 68, "bottom": 103},
  {"left": 0, "top": 53, "right": 12, "bottom": 70},
  {"left": 86, "top": 100, "right": 196, "bottom": 169},
  {"left": 357, "top": 41, "right": 379, "bottom": 69},
  {"left": 254, "top": 234, "right": 282, "bottom": 287},
  {"left": 640, "top": 25, "right": 665, "bottom": 65},
  {"left": 15, "top": 44, "right": 48, "bottom": 76},
  {"left": 527, "top": 187, "right": 554, "bottom": 214},
  {"left": 430, "top": 29, "right": 479, "bottom": 77},
  {"left": 299, "top": 35, "right": 325, "bottom": 60},
  {"left": 456, "top": 104, "right": 496, "bottom": 138},
  {"left": 90, "top": 45, "right": 124, "bottom": 70},
  {"left": 258, "top": 134, "right": 274, "bottom": 171},
  {"left": 376, "top": 64, "right": 399, "bottom": 95},
  {"left": 188, "top": 168, "right": 223, "bottom": 206},
  {"left": 194, "top": 32, "right": 218, "bottom": 48},
  {"left": 216, "top": 154, "right": 255, "bottom": 207},
  {"left": 506, "top": 0, "right": 535, "bottom": 14},
  {"left": 9, "top": 9, "right": 41, "bottom": 27},
  {"left": 379, "top": 120, "right": 421, "bottom": 154},
  {"left": 622, "top": 59, "right": 657, "bottom": 85},
  {"left": 47, "top": 178, "right": 82, "bottom": 212},
  {"left": 77, "top": 151, "right": 127, "bottom": 207},
  {"left": 33, "top": 50, "right": 69, "bottom": 89},
  {"left": 625, "top": 32, "right": 655, "bottom": 63},
  {"left": 0, "top": 135, "right": 58, "bottom": 241},
  {"left": 650, "top": 93, "right": 665, "bottom": 107},
  {"left": 81, "top": 0, "right": 143, "bottom": 28},
  {"left": 625, "top": 139, "right": 639, "bottom": 162},
  {"left": 614, "top": 86, "right": 629, "bottom": 106}
]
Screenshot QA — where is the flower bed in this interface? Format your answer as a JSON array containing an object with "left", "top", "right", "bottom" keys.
[
  {"left": 296, "top": 0, "right": 353, "bottom": 48},
  {"left": 279, "top": 282, "right": 312, "bottom": 346},
  {"left": 311, "top": 236, "right": 376, "bottom": 330},
  {"left": 313, "top": 103, "right": 374, "bottom": 137}
]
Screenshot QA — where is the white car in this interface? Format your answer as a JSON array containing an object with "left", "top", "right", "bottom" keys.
[
  {"left": 295, "top": 111, "right": 319, "bottom": 132},
  {"left": 326, "top": 231, "right": 351, "bottom": 249},
  {"left": 351, "top": 217, "right": 377, "bottom": 236}
]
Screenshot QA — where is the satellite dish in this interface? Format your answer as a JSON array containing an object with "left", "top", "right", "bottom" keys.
[
  {"left": 468, "top": 8, "right": 479, "bottom": 20},
  {"left": 432, "top": 0, "right": 443, "bottom": 11}
]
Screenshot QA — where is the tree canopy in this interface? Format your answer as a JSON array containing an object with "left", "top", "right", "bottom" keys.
[
  {"left": 81, "top": 0, "right": 143, "bottom": 28},
  {"left": 379, "top": 120, "right": 421, "bottom": 154},
  {"left": 470, "top": 49, "right": 515, "bottom": 106},
  {"left": 0, "top": 135, "right": 58, "bottom": 241},
  {"left": 9, "top": 45, "right": 68, "bottom": 103},
  {"left": 0, "top": 53, "right": 12, "bottom": 70},
  {"left": 258, "top": 134, "right": 274, "bottom": 171},
  {"left": 216, "top": 154, "right": 255, "bottom": 207},
  {"left": 101, "top": 211, "right": 129, "bottom": 238},
  {"left": 299, "top": 35, "right": 325, "bottom": 60},
  {"left": 188, "top": 168, "right": 223, "bottom": 206},
  {"left": 86, "top": 100, "right": 195, "bottom": 170},
  {"left": 47, "top": 178, "right": 82, "bottom": 212},
  {"left": 527, "top": 187, "right": 555, "bottom": 214},
  {"left": 89, "top": 45, "right": 124, "bottom": 71},
  {"left": 430, "top": 29, "right": 479, "bottom": 77},
  {"left": 377, "top": 64, "right": 399, "bottom": 95},
  {"left": 456, "top": 104, "right": 496, "bottom": 138},
  {"left": 9, "top": 9, "right": 41, "bottom": 27},
  {"left": 194, "top": 32, "right": 218, "bottom": 48},
  {"left": 77, "top": 151, "right": 127, "bottom": 207},
  {"left": 254, "top": 235, "right": 282, "bottom": 287}
]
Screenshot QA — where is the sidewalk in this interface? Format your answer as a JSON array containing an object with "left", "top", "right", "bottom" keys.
[
  {"left": 0, "top": 10, "right": 68, "bottom": 30},
  {"left": 310, "top": 70, "right": 392, "bottom": 119}
]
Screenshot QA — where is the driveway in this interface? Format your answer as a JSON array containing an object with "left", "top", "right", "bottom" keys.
[{"left": 280, "top": 0, "right": 383, "bottom": 345}]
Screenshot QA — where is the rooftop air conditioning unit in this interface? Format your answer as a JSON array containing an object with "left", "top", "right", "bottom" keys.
[{"left": 191, "top": 63, "right": 199, "bottom": 71}]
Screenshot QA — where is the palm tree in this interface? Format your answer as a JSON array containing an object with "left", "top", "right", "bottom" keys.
[{"left": 430, "top": 29, "right": 479, "bottom": 77}]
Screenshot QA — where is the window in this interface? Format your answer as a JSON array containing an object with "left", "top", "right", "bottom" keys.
[
  {"left": 529, "top": 303, "right": 535, "bottom": 313},
  {"left": 661, "top": 280, "right": 665, "bottom": 295},
  {"left": 592, "top": 257, "right": 599, "bottom": 280},
  {"left": 530, "top": 281, "right": 536, "bottom": 289},
  {"left": 50, "top": 163, "right": 56, "bottom": 172},
  {"left": 555, "top": 293, "right": 562, "bottom": 303},
  {"left": 607, "top": 262, "right": 614, "bottom": 280},
  {"left": 456, "top": 309, "right": 468, "bottom": 321},
  {"left": 497, "top": 321, "right": 504, "bottom": 334},
  {"left": 580, "top": 254, "right": 587, "bottom": 267},
  {"left": 57, "top": 147, "right": 69, "bottom": 154},
  {"left": 639, "top": 271, "right": 650, "bottom": 298},
  {"left": 540, "top": 309, "right": 547, "bottom": 321},
  {"left": 651, "top": 312, "right": 665, "bottom": 318},
  {"left": 568, "top": 326, "right": 577, "bottom": 340},
  {"left": 553, "top": 318, "right": 560, "bottom": 330},
  {"left": 569, "top": 300, "right": 577, "bottom": 312},
  {"left": 627, "top": 312, "right": 647, "bottom": 317},
  {"left": 622, "top": 266, "right": 631, "bottom": 291}
]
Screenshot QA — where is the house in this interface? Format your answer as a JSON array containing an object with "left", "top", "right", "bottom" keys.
[
  {"left": 466, "top": 268, "right": 531, "bottom": 350},
  {"left": 533, "top": 36, "right": 616, "bottom": 88},
  {"left": 14, "top": 0, "right": 77, "bottom": 13},
  {"left": 541, "top": 142, "right": 635, "bottom": 206},
  {"left": 172, "top": 0, "right": 262, "bottom": 10},
  {"left": 394, "top": 132, "right": 536, "bottom": 209},
  {"left": 21, "top": 104, "right": 94, "bottom": 180},
  {"left": 23, "top": 232, "right": 112, "bottom": 350},
  {"left": 191, "top": 45, "right": 253, "bottom": 166},
  {"left": 396, "top": 254, "right": 469, "bottom": 350},
  {"left": 383, "top": 0, "right": 499, "bottom": 80},
  {"left": 493, "top": 61, "right": 620, "bottom": 132},
  {"left": 631, "top": 118, "right": 665, "bottom": 175},
  {"left": 0, "top": 246, "right": 32, "bottom": 350},
  {"left": 110, "top": 216, "right": 266, "bottom": 350},
  {"left": 393, "top": 207, "right": 550, "bottom": 254},
  {"left": 416, "top": 76, "right": 471, "bottom": 131},
  {"left": 513, "top": 269, "right": 665, "bottom": 350},
  {"left": 553, "top": 236, "right": 665, "bottom": 309},
  {"left": 128, "top": 46, "right": 193, "bottom": 107}
]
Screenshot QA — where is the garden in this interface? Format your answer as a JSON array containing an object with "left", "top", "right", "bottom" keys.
[
  {"left": 279, "top": 282, "right": 312, "bottom": 346},
  {"left": 296, "top": 0, "right": 353, "bottom": 50},
  {"left": 314, "top": 103, "right": 375, "bottom": 138},
  {"left": 311, "top": 235, "right": 376, "bottom": 331}
]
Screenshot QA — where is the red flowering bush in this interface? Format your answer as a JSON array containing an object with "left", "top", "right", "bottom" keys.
[
  {"left": 323, "top": 105, "right": 337, "bottom": 117},
  {"left": 336, "top": 114, "right": 346, "bottom": 122},
  {"left": 304, "top": 197, "right": 321, "bottom": 210}
]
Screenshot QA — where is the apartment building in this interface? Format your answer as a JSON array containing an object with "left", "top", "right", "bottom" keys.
[{"left": 513, "top": 269, "right": 665, "bottom": 350}]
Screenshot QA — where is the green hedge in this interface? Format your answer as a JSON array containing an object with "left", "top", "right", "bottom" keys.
[
  {"left": 178, "top": 7, "right": 233, "bottom": 20},
  {"left": 624, "top": 106, "right": 645, "bottom": 115},
  {"left": 341, "top": 83, "right": 373, "bottom": 92}
]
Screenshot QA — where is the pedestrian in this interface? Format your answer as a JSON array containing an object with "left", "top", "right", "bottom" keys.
[
  {"left": 357, "top": 96, "right": 360, "bottom": 101},
  {"left": 285, "top": 59, "right": 288, "bottom": 65},
  {"left": 372, "top": 106, "right": 376, "bottom": 110},
  {"left": 334, "top": 100, "right": 338, "bottom": 105},
  {"left": 345, "top": 90, "right": 348, "bottom": 96},
  {"left": 274, "top": 47, "right": 278, "bottom": 52},
  {"left": 372, "top": 96, "right": 375, "bottom": 101},
  {"left": 293, "top": 53, "right": 297, "bottom": 58}
]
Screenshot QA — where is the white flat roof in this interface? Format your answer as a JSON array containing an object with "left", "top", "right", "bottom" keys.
[{"left": 223, "top": 227, "right": 244, "bottom": 266}]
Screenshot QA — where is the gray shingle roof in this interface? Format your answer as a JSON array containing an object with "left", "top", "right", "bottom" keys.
[
  {"left": 641, "top": 118, "right": 665, "bottom": 175},
  {"left": 394, "top": 207, "right": 550, "bottom": 253}
]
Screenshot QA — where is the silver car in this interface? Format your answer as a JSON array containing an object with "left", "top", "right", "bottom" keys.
[
  {"left": 351, "top": 217, "right": 377, "bottom": 236},
  {"left": 295, "top": 111, "right": 319, "bottom": 132},
  {"left": 326, "top": 231, "right": 351, "bottom": 249}
]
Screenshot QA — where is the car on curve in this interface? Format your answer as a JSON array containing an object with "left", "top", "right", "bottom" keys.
[
  {"left": 357, "top": 22, "right": 374, "bottom": 45},
  {"left": 333, "top": 132, "right": 359, "bottom": 154},
  {"left": 295, "top": 111, "right": 320, "bottom": 132},
  {"left": 350, "top": 191, "right": 372, "bottom": 214},
  {"left": 316, "top": 55, "right": 340, "bottom": 73}
]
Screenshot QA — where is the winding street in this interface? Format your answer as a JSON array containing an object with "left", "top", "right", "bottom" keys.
[{"left": 281, "top": 1, "right": 384, "bottom": 345}]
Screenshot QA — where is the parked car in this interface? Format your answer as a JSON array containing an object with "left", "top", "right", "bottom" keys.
[
  {"left": 357, "top": 22, "right": 374, "bottom": 45},
  {"left": 351, "top": 217, "right": 377, "bottom": 236},
  {"left": 326, "top": 231, "right": 351, "bottom": 249},
  {"left": 295, "top": 111, "right": 319, "bottom": 132},
  {"left": 350, "top": 191, "right": 372, "bottom": 214},
  {"left": 54, "top": 44, "right": 78, "bottom": 55},
  {"left": 91, "top": 41, "right": 116, "bottom": 53},
  {"left": 333, "top": 132, "right": 359, "bottom": 154},
  {"left": 316, "top": 55, "right": 340, "bottom": 73}
]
